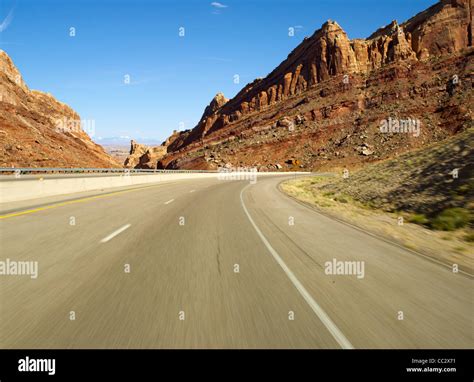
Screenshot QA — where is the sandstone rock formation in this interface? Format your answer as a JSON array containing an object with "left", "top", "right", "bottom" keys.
[
  {"left": 0, "top": 50, "right": 119, "bottom": 168},
  {"left": 168, "top": 93, "right": 229, "bottom": 152},
  {"left": 124, "top": 140, "right": 167, "bottom": 169},
  {"left": 156, "top": 0, "right": 473, "bottom": 171},
  {"left": 124, "top": 94, "right": 231, "bottom": 168}
]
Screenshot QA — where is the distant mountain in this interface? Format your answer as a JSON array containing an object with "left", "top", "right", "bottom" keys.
[
  {"left": 0, "top": 50, "right": 119, "bottom": 168},
  {"left": 152, "top": 0, "right": 473, "bottom": 170},
  {"left": 95, "top": 136, "right": 163, "bottom": 146}
]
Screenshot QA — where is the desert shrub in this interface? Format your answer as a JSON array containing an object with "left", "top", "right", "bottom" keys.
[
  {"left": 457, "top": 184, "right": 470, "bottom": 194},
  {"left": 431, "top": 208, "right": 471, "bottom": 231},
  {"left": 408, "top": 214, "right": 429, "bottom": 226},
  {"left": 334, "top": 195, "right": 348, "bottom": 203},
  {"left": 464, "top": 232, "right": 474, "bottom": 242}
]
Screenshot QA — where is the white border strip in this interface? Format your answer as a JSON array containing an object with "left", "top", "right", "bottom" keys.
[{"left": 240, "top": 183, "right": 354, "bottom": 349}]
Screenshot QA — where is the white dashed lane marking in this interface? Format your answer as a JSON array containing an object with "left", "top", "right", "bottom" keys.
[{"left": 100, "top": 224, "right": 131, "bottom": 243}]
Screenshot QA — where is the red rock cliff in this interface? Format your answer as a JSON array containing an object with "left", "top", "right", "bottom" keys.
[
  {"left": 0, "top": 50, "right": 120, "bottom": 168},
  {"left": 169, "top": 0, "right": 472, "bottom": 153}
]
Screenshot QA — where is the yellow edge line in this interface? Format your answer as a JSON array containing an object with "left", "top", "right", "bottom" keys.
[{"left": 0, "top": 183, "right": 168, "bottom": 220}]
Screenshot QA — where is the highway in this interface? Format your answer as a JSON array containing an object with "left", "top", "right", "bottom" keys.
[{"left": 0, "top": 175, "right": 472, "bottom": 348}]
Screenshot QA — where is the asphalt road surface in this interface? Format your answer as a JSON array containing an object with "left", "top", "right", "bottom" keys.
[{"left": 0, "top": 175, "right": 472, "bottom": 348}]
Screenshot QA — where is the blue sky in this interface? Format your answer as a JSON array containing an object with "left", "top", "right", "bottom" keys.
[{"left": 0, "top": 0, "right": 436, "bottom": 143}]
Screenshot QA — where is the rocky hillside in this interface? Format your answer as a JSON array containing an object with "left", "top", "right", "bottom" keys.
[
  {"left": 319, "top": 127, "right": 473, "bottom": 220},
  {"left": 152, "top": 0, "right": 472, "bottom": 170},
  {"left": 124, "top": 140, "right": 167, "bottom": 168},
  {"left": 123, "top": 130, "right": 186, "bottom": 169},
  {"left": 0, "top": 50, "right": 119, "bottom": 168}
]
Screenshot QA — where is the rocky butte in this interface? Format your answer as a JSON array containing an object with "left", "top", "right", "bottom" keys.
[{"left": 127, "top": 0, "right": 472, "bottom": 171}]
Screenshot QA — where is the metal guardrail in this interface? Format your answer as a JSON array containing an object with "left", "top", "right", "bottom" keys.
[{"left": 0, "top": 167, "right": 217, "bottom": 174}]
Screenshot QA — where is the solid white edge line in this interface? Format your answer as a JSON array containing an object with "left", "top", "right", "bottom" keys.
[
  {"left": 164, "top": 199, "right": 175, "bottom": 204},
  {"left": 100, "top": 224, "right": 131, "bottom": 243},
  {"left": 239, "top": 183, "right": 354, "bottom": 350}
]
